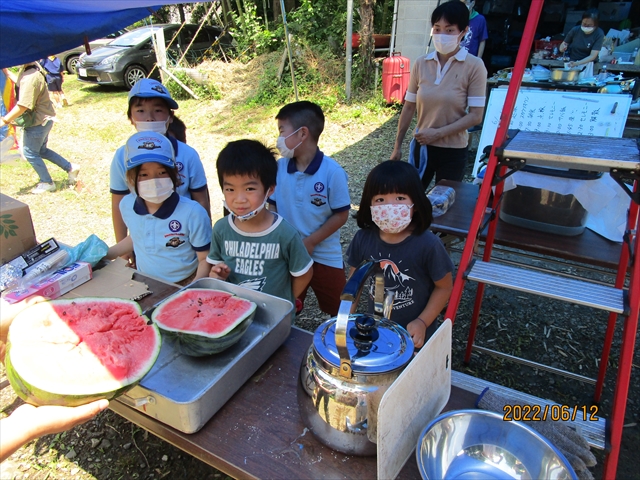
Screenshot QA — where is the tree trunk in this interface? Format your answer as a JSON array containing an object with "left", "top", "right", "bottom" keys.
[
  {"left": 359, "top": 0, "right": 375, "bottom": 85},
  {"left": 273, "top": 0, "right": 280, "bottom": 22},
  {"left": 178, "top": 4, "right": 186, "bottom": 23}
]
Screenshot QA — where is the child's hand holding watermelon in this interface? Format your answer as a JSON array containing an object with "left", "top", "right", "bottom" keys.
[{"left": 0, "top": 399, "right": 109, "bottom": 462}]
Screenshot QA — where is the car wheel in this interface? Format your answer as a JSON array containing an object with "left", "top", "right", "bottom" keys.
[
  {"left": 66, "top": 55, "right": 80, "bottom": 74},
  {"left": 124, "top": 65, "right": 147, "bottom": 90}
]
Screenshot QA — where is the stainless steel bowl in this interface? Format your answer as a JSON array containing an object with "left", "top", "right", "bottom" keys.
[
  {"left": 416, "top": 410, "right": 577, "bottom": 480},
  {"left": 551, "top": 68, "right": 580, "bottom": 82}
]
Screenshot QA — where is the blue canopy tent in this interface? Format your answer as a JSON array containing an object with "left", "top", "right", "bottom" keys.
[{"left": 0, "top": 1, "right": 186, "bottom": 68}]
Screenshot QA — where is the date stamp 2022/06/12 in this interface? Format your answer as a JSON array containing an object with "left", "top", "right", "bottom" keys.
[{"left": 503, "top": 404, "right": 600, "bottom": 422}]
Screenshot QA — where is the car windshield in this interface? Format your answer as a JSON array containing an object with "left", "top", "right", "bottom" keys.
[{"left": 108, "top": 27, "right": 157, "bottom": 47}]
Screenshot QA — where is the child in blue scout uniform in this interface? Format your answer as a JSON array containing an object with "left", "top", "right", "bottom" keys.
[
  {"left": 267, "top": 101, "right": 350, "bottom": 316},
  {"left": 347, "top": 161, "right": 454, "bottom": 349},
  {"left": 106, "top": 132, "right": 212, "bottom": 285},
  {"left": 207, "top": 139, "right": 313, "bottom": 307},
  {"left": 110, "top": 79, "right": 211, "bottom": 256}
]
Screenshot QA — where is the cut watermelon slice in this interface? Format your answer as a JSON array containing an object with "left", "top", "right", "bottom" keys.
[
  {"left": 151, "top": 288, "right": 257, "bottom": 356},
  {"left": 6, "top": 298, "right": 161, "bottom": 407}
]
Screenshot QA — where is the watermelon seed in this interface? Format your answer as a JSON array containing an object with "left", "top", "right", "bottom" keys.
[{"left": 62, "top": 311, "right": 67, "bottom": 316}]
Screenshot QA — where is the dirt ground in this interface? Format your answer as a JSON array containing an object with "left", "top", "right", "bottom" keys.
[{"left": 0, "top": 61, "right": 638, "bottom": 480}]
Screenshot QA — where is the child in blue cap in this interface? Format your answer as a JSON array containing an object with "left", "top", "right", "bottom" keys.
[
  {"left": 106, "top": 132, "right": 212, "bottom": 285},
  {"left": 110, "top": 79, "right": 211, "bottom": 266}
]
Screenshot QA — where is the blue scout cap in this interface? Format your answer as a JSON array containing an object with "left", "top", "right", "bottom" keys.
[
  {"left": 127, "top": 78, "right": 179, "bottom": 110},
  {"left": 125, "top": 132, "right": 176, "bottom": 170}
]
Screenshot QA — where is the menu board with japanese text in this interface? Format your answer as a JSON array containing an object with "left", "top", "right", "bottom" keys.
[{"left": 473, "top": 89, "right": 632, "bottom": 176}]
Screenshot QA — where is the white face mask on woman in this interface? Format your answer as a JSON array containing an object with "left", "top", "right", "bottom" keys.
[
  {"left": 581, "top": 26, "right": 595, "bottom": 34},
  {"left": 432, "top": 33, "right": 462, "bottom": 55},
  {"left": 138, "top": 178, "right": 174, "bottom": 204},
  {"left": 135, "top": 120, "right": 170, "bottom": 135}
]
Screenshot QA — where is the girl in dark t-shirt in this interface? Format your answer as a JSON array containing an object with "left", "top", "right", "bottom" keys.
[{"left": 347, "top": 161, "right": 454, "bottom": 349}]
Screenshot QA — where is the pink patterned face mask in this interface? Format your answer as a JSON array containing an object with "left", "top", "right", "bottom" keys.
[{"left": 370, "top": 203, "right": 414, "bottom": 234}]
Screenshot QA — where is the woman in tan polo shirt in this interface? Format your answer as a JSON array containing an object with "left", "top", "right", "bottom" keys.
[{"left": 390, "top": 1, "right": 487, "bottom": 189}]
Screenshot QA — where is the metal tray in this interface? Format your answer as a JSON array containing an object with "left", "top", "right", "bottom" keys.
[{"left": 116, "top": 278, "right": 293, "bottom": 433}]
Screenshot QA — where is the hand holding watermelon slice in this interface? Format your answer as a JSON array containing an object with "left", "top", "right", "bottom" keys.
[
  {"left": 0, "top": 399, "right": 109, "bottom": 463},
  {"left": 4, "top": 298, "right": 162, "bottom": 407}
]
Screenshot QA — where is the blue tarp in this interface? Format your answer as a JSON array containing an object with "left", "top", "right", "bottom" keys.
[{"left": 0, "top": 1, "right": 179, "bottom": 68}]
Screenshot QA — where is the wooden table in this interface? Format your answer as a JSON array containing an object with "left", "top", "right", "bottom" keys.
[
  {"left": 431, "top": 180, "right": 623, "bottom": 270},
  {"left": 110, "top": 326, "right": 477, "bottom": 479}
]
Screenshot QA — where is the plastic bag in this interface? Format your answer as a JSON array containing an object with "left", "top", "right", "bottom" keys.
[
  {"left": 59, "top": 234, "right": 109, "bottom": 267},
  {"left": 427, "top": 185, "right": 456, "bottom": 217}
]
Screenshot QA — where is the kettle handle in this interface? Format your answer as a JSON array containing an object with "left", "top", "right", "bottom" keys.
[{"left": 335, "top": 261, "right": 385, "bottom": 378}]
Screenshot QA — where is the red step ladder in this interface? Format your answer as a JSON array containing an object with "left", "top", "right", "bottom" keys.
[{"left": 443, "top": 0, "right": 640, "bottom": 477}]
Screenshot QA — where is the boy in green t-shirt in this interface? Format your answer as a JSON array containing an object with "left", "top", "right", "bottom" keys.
[{"left": 206, "top": 139, "right": 313, "bottom": 307}]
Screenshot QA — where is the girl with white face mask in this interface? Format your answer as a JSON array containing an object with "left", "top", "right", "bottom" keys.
[
  {"left": 109, "top": 78, "right": 211, "bottom": 270},
  {"left": 558, "top": 10, "right": 604, "bottom": 68},
  {"left": 106, "top": 132, "right": 212, "bottom": 285},
  {"left": 390, "top": 0, "right": 487, "bottom": 189},
  {"left": 346, "top": 161, "right": 454, "bottom": 349}
]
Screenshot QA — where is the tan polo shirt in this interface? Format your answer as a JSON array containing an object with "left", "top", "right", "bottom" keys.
[
  {"left": 16, "top": 65, "right": 55, "bottom": 126},
  {"left": 405, "top": 48, "right": 487, "bottom": 148}
]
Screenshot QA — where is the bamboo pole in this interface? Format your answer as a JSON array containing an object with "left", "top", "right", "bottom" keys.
[
  {"left": 158, "top": 65, "right": 199, "bottom": 100},
  {"left": 176, "top": 1, "right": 218, "bottom": 66}
]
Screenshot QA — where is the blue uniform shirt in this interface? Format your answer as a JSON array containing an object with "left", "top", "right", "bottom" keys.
[
  {"left": 268, "top": 149, "right": 350, "bottom": 269},
  {"left": 121, "top": 192, "right": 212, "bottom": 283}
]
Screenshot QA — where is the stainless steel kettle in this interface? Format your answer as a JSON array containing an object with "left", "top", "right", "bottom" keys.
[{"left": 297, "top": 261, "right": 414, "bottom": 456}]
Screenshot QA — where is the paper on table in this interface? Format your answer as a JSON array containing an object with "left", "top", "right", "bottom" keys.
[{"left": 62, "top": 257, "right": 150, "bottom": 301}]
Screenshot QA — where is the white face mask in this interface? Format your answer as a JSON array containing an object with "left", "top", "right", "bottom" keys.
[
  {"left": 432, "top": 33, "right": 462, "bottom": 55},
  {"left": 138, "top": 178, "right": 174, "bottom": 204},
  {"left": 135, "top": 120, "right": 169, "bottom": 135},
  {"left": 581, "top": 26, "right": 595, "bottom": 34},
  {"left": 223, "top": 191, "right": 272, "bottom": 222},
  {"left": 276, "top": 128, "right": 303, "bottom": 158},
  {"left": 370, "top": 204, "right": 414, "bottom": 234}
]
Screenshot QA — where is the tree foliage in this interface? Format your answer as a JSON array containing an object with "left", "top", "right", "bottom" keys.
[{"left": 143, "top": 1, "right": 397, "bottom": 90}]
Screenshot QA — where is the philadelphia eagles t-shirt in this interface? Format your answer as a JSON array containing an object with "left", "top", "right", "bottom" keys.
[{"left": 207, "top": 213, "right": 313, "bottom": 306}]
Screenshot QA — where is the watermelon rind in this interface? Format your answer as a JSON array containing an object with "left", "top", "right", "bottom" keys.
[
  {"left": 5, "top": 352, "right": 132, "bottom": 407},
  {"left": 151, "top": 288, "right": 257, "bottom": 357},
  {"left": 5, "top": 298, "right": 162, "bottom": 407}
]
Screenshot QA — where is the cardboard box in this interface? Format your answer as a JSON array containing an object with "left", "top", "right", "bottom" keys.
[
  {"left": 4, "top": 261, "right": 92, "bottom": 304},
  {"left": 0, "top": 194, "right": 37, "bottom": 265}
]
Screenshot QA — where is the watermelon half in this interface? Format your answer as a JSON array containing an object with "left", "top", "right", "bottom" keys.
[
  {"left": 151, "top": 288, "right": 257, "bottom": 357},
  {"left": 5, "top": 298, "right": 161, "bottom": 407}
]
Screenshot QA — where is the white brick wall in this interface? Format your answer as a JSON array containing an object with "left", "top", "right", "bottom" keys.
[{"left": 394, "top": 0, "right": 440, "bottom": 66}]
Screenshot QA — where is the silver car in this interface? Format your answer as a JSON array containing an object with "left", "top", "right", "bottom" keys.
[{"left": 56, "top": 30, "right": 128, "bottom": 74}]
